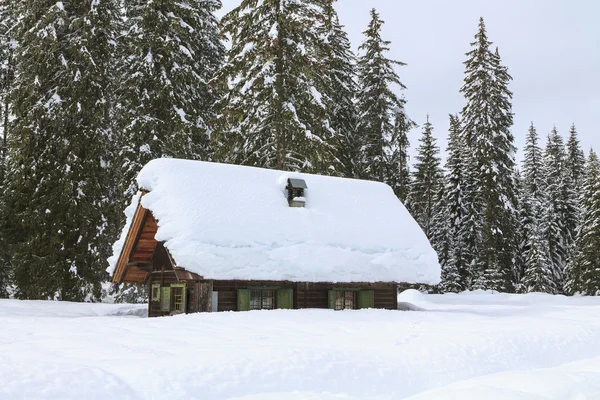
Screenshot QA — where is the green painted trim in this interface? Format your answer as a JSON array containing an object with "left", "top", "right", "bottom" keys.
[
  {"left": 161, "top": 287, "right": 171, "bottom": 312},
  {"left": 237, "top": 289, "right": 250, "bottom": 311},
  {"left": 332, "top": 287, "right": 361, "bottom": 292},
  {"left": 276, "top": 289, "right": 294, "bottom": 309},
  {"left": 328, "top": 290, "right": 336, "bottom": 309},
  {"left": 358, "top": 290, "right": 375, "bottom": 309}
]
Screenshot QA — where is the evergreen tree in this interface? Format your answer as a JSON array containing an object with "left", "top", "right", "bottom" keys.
[
  {"left": 117, "top": 0, "right": 224, "bottom": 199},
  {"left": 0, "top": 0, "right": 16, "bottom": 158},
  {"left": 440, "top": 114, "right": 469, "bottom": 292},
  {"left": 566, "top": 124, "right": 586, "bottom": 192},
  {"left": 213, "top": 0, "right": 334, "bottom": 173},
  {"left": 3, "top": 0, "right": 120, "bottom": 300},
  {"left": 0, "top": 0, "right": 16, "bottom": 297},
  {"left": 355, "top": 8, "right": 413, "bottom": 184},
  {"left": 318, "top": 0, "right": 358, "bottom": 178},
  {"left": 388, "top": 109, "right": 412, "bottom": 202},
  {"left": 542, "top": 127, "right": 578, "bottom": 292},
  {"left": 460, "top": 19, "right": 517, "bottom": 292},
  {"left": 520, "top": 123, "right": 554, "bottom": 292},
  {"left": 512, "top": 169, "right": 527, "bottom": 291},
  {"left": 408, "top": 116, "right": 443, "bottom": 239},
  {"left": 565, "top": 150, "right": 600, "bottom": 295}
]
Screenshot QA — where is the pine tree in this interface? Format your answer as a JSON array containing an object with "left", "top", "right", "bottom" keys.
[
  {"left": 388, "top": 109, "right": 412, "bottom": 202},
  {"left": 565, "top": 150, "right": 600, "bottom": 295},
  {"left": 460, "top": 19, "right": 517, "bottom": 292},
  {"left": 355, "top": 8, "right": 413, "bottom": 185},
  {"left": 542, "top": 127, "right": 578, "bottom": 292},
  {"left": 440, "top": 114, "right": 469, "bottom": 292},
  {"left": 408, "top": 117, "right": 443, "bottom": 238},
  {"left": 213, "top": 0, "right": 334, "bottom": 173},
  {"left": 117, "top": 0, "right": 225, "bottom": 199},
  {"left": 2, "top": 0, "right": 120, "bottom": 300},
  {"left": 318, "top": 0, "right": 358, "bottom": 178},
  {"left": 520, "top": 123, "right": 554, "bottom": 292},
  {"left": 0, "top": 0, "right": 16, "bottom": 158},
  {"left": 512, "top": 169, "right": 527, "bottom": 291},
  {"left": 566, "top": 124, "right": 586, "bottom": 192},
  {"left": 0, "top": 0, "right": 16, "bottom": 297}
]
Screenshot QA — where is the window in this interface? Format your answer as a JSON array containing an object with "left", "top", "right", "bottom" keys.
[
  {"left": 237, "top": 288, "right": 293, "bottom": 311},
  {"left": 151, "top": 284, "right": 160, "bottom": 302},
  {"left": 250, "top": 289, "right": 275, "bottom": 310},
  {"left": 328, "top": 289, "right": 374, "bottom": 310},
  {"left": 335, "top": 290, "right": 356, "bottom": 310}
]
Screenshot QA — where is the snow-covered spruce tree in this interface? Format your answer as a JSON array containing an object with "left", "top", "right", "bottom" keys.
[
  {"left": 512, "top": 169, "right": 527, "bottom": 291},
  {"left": 388, "top": 109, "right": 412, "bottom": 202},
  {"left": 542, "top": 127, "right": 579, "bottom": 292},
  {"left": 408, "top": 116, "right": 443, "bottom": 239},
  {"left": 356, "top": 8, "right": 413, "bottom": 185},
  {"left": 2, "top": 1, "right": 120, "bottom": 300},
  {"left": 316, "top": 0, "right": 358, "bottom": 178},
  {"left": 0, "top": 0, "right": 16, "bottom": 156},
  {"left": 117, "top": 0, "right": 224, "bottom": 199},
  {"left": 439, "top": 114, "right": 469, "bottom": 292},
  {"left": 566, "top": 124, "right": 586, "bottom": 192},
  {"left": 520, "top": 123, "right": 554, "bottom": 292},
  {"left": 0, "top": 0, "right": 17, "bottom": 297},
  {"left": 565, "top": 150, "right": 600, "bottom": 295},
  {"left": 213, "top": 0, "right": 335, "bottom": 173},
  {"left": 460, "top": 19, "right": 517, "bottom": 292}
]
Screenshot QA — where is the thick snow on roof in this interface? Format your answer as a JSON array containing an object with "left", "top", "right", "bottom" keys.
[{"left": 112, "top": 158, "right": 440, "bottom": 284}]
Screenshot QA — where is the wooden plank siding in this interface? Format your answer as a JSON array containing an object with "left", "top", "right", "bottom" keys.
[{"left": 212, "top": 280, "right": 398, "bottom": 311}]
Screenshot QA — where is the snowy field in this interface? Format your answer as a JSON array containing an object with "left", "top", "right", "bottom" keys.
[{"left": 1, "top": 291, "right": 600, "bottom": 400}]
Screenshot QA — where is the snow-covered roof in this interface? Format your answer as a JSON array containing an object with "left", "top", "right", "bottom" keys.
[{"left": 108, "top": 158, "right": 440, "bottom": 284}]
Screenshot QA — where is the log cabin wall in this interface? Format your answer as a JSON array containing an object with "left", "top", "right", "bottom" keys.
[
  {"left": 211, "top": 280, "right": 296, "bottom": 311},
  {"left": 212, "top": 280, "right": 398, "bottom": 311}
]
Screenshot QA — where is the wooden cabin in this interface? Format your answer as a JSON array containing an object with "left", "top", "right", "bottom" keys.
[{"left": 108, "top": 159, "right": 440, "bottom": 317}]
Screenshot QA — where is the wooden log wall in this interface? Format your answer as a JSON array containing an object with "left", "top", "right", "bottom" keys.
[{"left": 211, "top": 280, "right": 398, "bottom": 311}]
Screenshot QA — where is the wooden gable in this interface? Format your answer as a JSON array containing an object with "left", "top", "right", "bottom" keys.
[{"left": 112, "top": 193, "right": 160, "bottom": 284}]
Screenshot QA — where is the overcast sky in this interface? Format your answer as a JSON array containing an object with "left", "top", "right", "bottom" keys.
[{"left": 219, "top": 0, "right": 600, "bottom": 163}]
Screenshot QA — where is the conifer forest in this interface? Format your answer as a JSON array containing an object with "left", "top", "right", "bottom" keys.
[{"left": 0, "top": 0, "right": 598, "bottom": 301}]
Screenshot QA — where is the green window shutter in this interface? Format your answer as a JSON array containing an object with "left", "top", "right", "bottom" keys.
[
  {"left": 237, "top": 289, "right": 250, "bottom": 311},
  {"left": 328, "top": 290, "right": 336, "bottom": 309},
  {"left": 161, "top": 287, "right": 171, "bottom": 312},
  {"left": 151, "top": 284, "right": 161, "bottom": 302},
  {"left": 181, "top": 285, "right": 187, "bottom": 313},
  {"left": 277, "top": 289, "right": 294, "bottom": 309},
  {"left": 358, "top": 290, "right": 374, "bottom": 309}
]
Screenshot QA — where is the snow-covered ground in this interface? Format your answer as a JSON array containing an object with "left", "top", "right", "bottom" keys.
[{"left": 1, "top": 291, "right": 600, "bottom": 399}]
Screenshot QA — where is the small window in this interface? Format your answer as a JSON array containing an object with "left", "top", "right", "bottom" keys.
[
  {"left": 335, "top": 290, "right": 356, "bottom": 310},
  {"left": 151, "top": 284, "right": 160, "bottom": 302},
  {"left": 328, "top": 289, "right": 372, "bottom": 310},
  {"left": 250, "top": 289, "right": 275, "bottom": 310}
]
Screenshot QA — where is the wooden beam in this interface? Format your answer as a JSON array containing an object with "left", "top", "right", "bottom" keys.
[{"left": 112, "top": 194, "right": 148, "bottom": 283}]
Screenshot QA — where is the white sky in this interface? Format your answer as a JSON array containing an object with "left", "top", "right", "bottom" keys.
[{"left": 219, "top": 0, "right": 600, "bottom": 163}]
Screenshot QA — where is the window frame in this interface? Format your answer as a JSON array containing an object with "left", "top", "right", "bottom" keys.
[
  {"left": 249, "top": 289, "right": 276, "bottom": 310},
  {"left": 170, "top": 283, "right": 187, "bottom": 314},
  {"left": 151, "top": 284, "right": 161, "bottom": 302}
]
